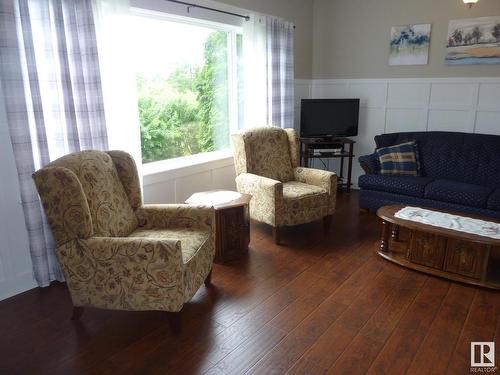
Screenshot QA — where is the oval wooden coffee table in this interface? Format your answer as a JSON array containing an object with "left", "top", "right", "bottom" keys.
[{"left": 377, "top": 205, "right": 500, "bottom": 290}]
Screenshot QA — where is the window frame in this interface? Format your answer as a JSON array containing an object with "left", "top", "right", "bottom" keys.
[{"left": 130, "top": 7, "right": 242, "bottom": 172}]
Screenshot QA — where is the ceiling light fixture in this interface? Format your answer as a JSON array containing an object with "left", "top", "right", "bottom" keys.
[{"left": 463, "top": 0, "right": 479, "bottom": 8}]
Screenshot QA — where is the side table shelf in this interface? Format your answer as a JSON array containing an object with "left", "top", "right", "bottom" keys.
[{"left": 299, "top": 137, "right": 355, "bottom": 192}]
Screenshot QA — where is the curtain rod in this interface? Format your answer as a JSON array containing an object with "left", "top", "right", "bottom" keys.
[{"left": 164, "top": 0, "right": 250, "bottom": 21}]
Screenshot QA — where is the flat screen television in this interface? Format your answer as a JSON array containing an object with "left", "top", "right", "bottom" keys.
[{"left": 300, "top": 99, "right": 360, "bottom": 139}]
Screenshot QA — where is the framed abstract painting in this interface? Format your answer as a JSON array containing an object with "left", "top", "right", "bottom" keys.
[{"left": 389, "top": 24, "right": 431, "bottom": 66}]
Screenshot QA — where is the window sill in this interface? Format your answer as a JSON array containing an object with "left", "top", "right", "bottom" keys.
[{"left": 142, "top": 149, "right": 235, "bottom": 185}]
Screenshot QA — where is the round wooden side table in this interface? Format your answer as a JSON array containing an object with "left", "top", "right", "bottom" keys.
[{"left": 185, "top": 190, "right": 252, "bottom": 263}]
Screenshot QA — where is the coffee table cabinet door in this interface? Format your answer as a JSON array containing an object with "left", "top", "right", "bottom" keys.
[
  {"left": 408, "top": 231, "right": 446, "bottom": 269},
  {"left": 444, "top": 239, "right": 489, "bottom": 279}
]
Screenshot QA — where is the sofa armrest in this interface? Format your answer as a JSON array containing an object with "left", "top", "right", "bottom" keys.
[
  {"left": 359, "top": 153, "right": 380, "bottom": 174},
  {"left": 235, "top": 173, "right": 283, "bottom": 226},
  {"left": 293, "top": 167, "right": 337, "bottom": 194},
  {"left": 136, "top": 204, "right": 215, "bottom": 232}
]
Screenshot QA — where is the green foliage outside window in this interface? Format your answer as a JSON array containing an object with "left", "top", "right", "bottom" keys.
[{"left": 138, "top": 31, "right": 230, "bottom": 163}]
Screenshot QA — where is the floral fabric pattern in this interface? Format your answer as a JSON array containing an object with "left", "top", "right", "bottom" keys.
[
  {"left": 294, "top": 167, "right": 337, "bottom": 215},
  {"left": 107, "top": 150, "right": 143, "bottom": 209},
  {"left": 234, "top": 127, "right": 295, "bottom": 182},
  {"left": 59, "top": 237, "right": 186, "bottom": 312},
  {"left": 33, "top": 167, "right": 94, "bottom": 247},
  {"left": 33, "top": 150, "right": 215, "bottom": 313},
  {"left": 236, "top": 173, "right": 284, "bottom": 227},
  {"left": 285, "top": 128, "right": 300, "bottom": 168},
  {"left": 232, "top": 127, "right": 337, "bottom": 228},
  {"left": 39, "top": 150, "right": 138, "bottom": 238}
]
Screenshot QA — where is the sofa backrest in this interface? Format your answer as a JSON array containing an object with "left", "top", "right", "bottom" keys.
[{"left": 375, "top": 131, "right": 500, "bottom": 189}]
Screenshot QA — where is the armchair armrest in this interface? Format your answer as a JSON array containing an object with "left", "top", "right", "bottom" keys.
[
  {"left": 136, "top": 204, "right": 215, "bottom": 232},
  {"left": 58, "top": 236, "right": 185, "bottom": 310},
  {"left": 359, "top": 153, "right": 380, "bottom": 174},
  {"left": 293, "top": 167, "right": 337, "bottom": 194},
  {"left": 235, "top": 173, "right": 283, "bottom": 198},
  {"left": 235, "top": 173, "right": 283, "bottom": 226}
]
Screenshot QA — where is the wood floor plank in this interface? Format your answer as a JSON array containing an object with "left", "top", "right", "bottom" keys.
[
  {"left": 285, "top": 262, "right": 407, "bottom": 374},
  {"left": 366, "top": 276, "right": 451, "bottom": 375},
  {"left": 405, "top": 283, "right": 476, "bottom": 375},
  {"left": 245, "top": 258, "right": 388, "bottom": 374},
  {"left": 203, "top": 325, "right": 287, "bottom": 375},
  {"left": 324, "top": 271, "right": 427, "bottom": 375},
  {"left": 446, "top": 289, "right": 500, "bottom": 374}
]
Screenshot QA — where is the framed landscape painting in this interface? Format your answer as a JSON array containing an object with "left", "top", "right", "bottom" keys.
[
  {"left": 446, "top": 16, "right": 500, "bottom": 65},
  {"left": 389, "top": 24, "right": 431, "bottom": 66}
]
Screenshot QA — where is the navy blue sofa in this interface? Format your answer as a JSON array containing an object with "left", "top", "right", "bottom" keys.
[{"left": 358, "top": 131, "right": 500, "bottom": 219}]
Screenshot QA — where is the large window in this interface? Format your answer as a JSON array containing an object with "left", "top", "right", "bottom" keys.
[{"left": 131, "top": 13, "right": 242, "bottom": 164}]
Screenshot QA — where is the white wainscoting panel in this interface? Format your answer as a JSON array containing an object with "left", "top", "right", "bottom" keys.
[{"left": 296, "top": 77, "right": 500, "bottom": 188}]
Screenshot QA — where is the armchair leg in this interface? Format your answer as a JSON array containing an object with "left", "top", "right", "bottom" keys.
[
  {"left": 71, "top": 306, "right": 84, "bottom": 321},
  {"left": 323, "top": 215, "right": 333, "bottom": 234},
  {"left": 272, "top": 226, "right": 281, "bottom": 245},
  {"left": 167, "top": 311, "right": 182, "bottom": 335},
  {"left": 204, "top": 268, "right": 213, "bottom": 287}
]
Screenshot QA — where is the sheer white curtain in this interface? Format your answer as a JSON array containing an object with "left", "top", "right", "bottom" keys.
[
  {"left": 93, "top": 0, "right": 142, "bottom": 171},
  {"left": 242, "top": 14, "right": 294, "bottom": 129},
  {"left": 0, "top": 0, "right": 109, "bottom": 286}
]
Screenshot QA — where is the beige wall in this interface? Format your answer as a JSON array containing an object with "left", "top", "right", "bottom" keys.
[
  {"left": 220, "top": 0, "right": 314, "bottom": 78},
  {"left": 312, "top": 0, "right": 500, "bottom": 78}
]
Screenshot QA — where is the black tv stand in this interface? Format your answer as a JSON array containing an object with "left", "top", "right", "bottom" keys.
[{"left": 300, "top": 137, "right": 355, "bottom": 192}]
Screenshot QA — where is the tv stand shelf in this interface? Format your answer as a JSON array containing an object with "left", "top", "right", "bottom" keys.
[{"left": 300, "top": 137, "right": 355, "bottom": 192}]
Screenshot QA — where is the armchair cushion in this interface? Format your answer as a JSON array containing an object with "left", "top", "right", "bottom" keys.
[
  {"left": 282, "top": 181, "right": 329, "bottom": 226},
  {"left": 130, "top": 227, "right": 210, "bottom": 264},
  {"left": 283, "top": 181, "right": 326, "bottom": 199}
]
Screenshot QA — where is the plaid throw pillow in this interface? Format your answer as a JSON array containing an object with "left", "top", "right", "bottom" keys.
[{"left": 376, "top": 141, "right": 420, "bottom": 176}]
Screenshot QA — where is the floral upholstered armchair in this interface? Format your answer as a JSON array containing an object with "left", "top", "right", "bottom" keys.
[
  {"left": 231, "top": 127, "right": 337, "bottom": 244},
  {"left": 32, "top": 150, "right": 214, "bottom": 333}
]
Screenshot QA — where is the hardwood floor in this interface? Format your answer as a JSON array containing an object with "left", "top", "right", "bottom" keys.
[{"left": 1, "top": 191, "right": 499, "bottom": 374}]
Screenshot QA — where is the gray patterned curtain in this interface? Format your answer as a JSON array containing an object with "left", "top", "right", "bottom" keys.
[
  {"left": 266, "top": 17, "right": 294, "bottom": 129},
  {"left": 0, "top": 0, "right": 108, "bottom": 286}
]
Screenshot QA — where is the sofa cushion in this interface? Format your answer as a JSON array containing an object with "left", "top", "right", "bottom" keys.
[
  {"left": 358, "top": 174, "right": 433, "bottom": 198},
  {"left": 375, "top": 141, "right": 420, "bottom": 176},
  {"left": 425, "top": 179, "right": 492, "bottom": 208},
  {"left": 487, "top": 189, "right": 500, "bottom": 211}
]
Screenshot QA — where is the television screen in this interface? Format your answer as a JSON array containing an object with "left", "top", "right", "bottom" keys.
[{"left": 300, "top": 99, "right": 360, "bottom": 138}]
